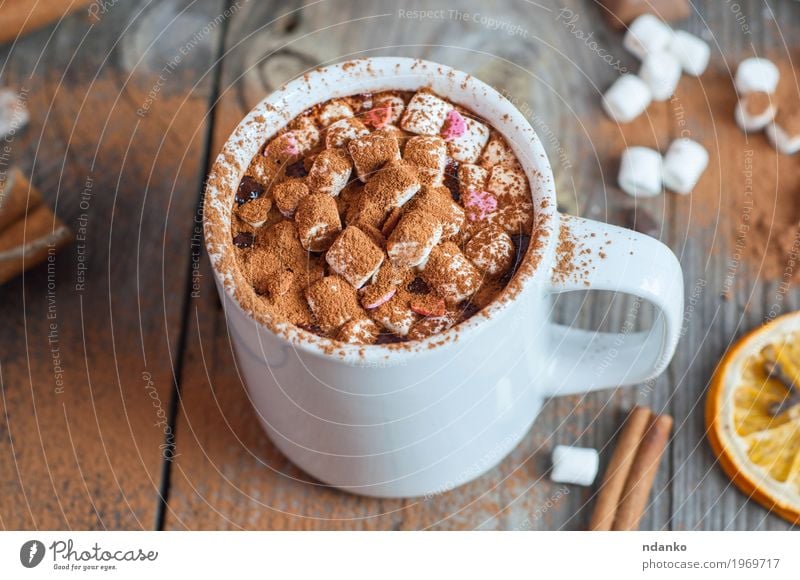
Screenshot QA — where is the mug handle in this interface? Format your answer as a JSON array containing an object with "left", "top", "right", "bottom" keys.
[{"left": 543, "top": 214, "right": 684, "bottom": 396}]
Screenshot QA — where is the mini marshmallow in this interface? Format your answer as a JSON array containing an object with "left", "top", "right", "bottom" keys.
[
  {"left": 668, "top": 30, "right": 710, "bottom": 76},
  {"left": 337, "top": 317, "right": 379, "bottom": 344},
  {"left": 348, "top": 130, "right": 402, "bottom": 182},
  {"left": 326, "top": 226, "right": 385, "bottom": 288},
  {"left": 766, "top": 111, "right": 800, "bottom": 155},
  {"left": 734, "top": 92, "right": 776, "bottom": 132},
  {"left": 368, "top": 94, "right": 405, "bottom": 127},
  {"left": 294, "top": 193, "right": 342, "bottom": 252},
  {"left": 662, "top": 138, "right": 709, "bottom": 194},
  {"left": 236, "top": 195, "right": 272, "bottom": 228},
  {"left": 408, "top": 311, "right": 458, "bottom": 341},
  {"left": 602, "top": 75, "right": 652, "bottom": 123},
  {"left": 364, "top": 161, "right": 421, "bottom": 208},
  {"left": 289, "top": 115, "right": 321, "bottom": 153},
  {"left": 272, "top": 178, "right": 309, "bottom": 217},
  {"left": 478, "top": 133, "right": 519, "bottom": 169},
  {"left": 550, "top": 445, "right": 599, "bottom": 487},
  {"left": 623, "top": 14, "right": 674, "bottom": 60},
  {"left": 387, "top": 211, "right": 443, "bottom": 268},
  {"left": 404, "top": 136, "right": 447, "bottom": 185},
  {"left": 373, "top": 294, "right": 418, "bottom": 336},
  {"left": 410, "top": 186, "right": 465, "bottom": 238},
  {"left": 735, "top": 57, "right": 780, "bottom": 95},
  {"left": 305, "top": 276, "right": 361, "bottom": 332},
  {"left": 618, "top": 146, "right": 663, "bottom": 198},
  {"left": 639, "top": 51, "right": 682, "bottom": 101},
  {"left": 446, "top": 115, "right": 491, "bottom": 163},
  {"left": 422, "top": 242, "right": 481, "bottom": 304},
  {"left": 486, "top": 166, "right": 529, "bottom": 205},
  {"left": 486, "top": 203, "right": 534, "bottom": 234},
  {"left": 400, "top": 91, "right": 451, "bottom": 135},
  {"left": 325, "top": 117, "right": 370, "bottom": 149},
  {"left": 465, "top": 226, "right": 515, "bottom": 276},
  {"left": 318, "top": 99, "right": 354, "bottom": 126},
  {"left": 307, "top": 148, "right": 352, "bottom": 197},
  {"left": 458, "top": 163, "right": 489, "bottom": 196}
]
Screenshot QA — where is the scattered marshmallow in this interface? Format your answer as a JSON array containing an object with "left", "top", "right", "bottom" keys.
[
  {"left": 368, "top": 94, "right": 405, "bottom": 128},
  {"left": 272, "top": 178, "right": 309, "bottom": 217},
  {"left": 422, "top": 242, "right": 481, "bottom": 304},
  {"left": 550, "top": 445, "right": 599, "bottom": 487},
  {"left": 307, "top": 149, "right": 352, "bottom": 197},
  {"left": 318, "top": 99, "right": 354, "bottom": 126},
  {"left": 289, "top": 115, "right": 321, "bottom": 153},
  {"left": 446, "top": 115, "right": 491, "bottom": 163},
  {"left": 408, "top": 311, "right": 458, "bottom": 340},
  {"left": 294, "top": 193, "right": 342, "bottom": 252},
  {"left": 463, "top": 190, "right": 498, "bottom": 222},
  {"left": 662, "top": 138, "right": 709, "bottom": 194},
  {"left": 410, "top": 186, "right": 464, "bottom": 238},
  {"left": 458, "top": 163, "right": 489, "bottom": 196},
  {"left": 486, "top": 166, "right": 529, "bottom": 206},
  {"left": 618, "top": 146, "right": 663, "bottom": 198},
  {"left": 735, "top": 58, "right": 780, "bottom": 95},
  {"left": 337, "top": 317, "right": 379, "bottom": 344},
  {"left": 387, "top": 211, "right": 443, "bottom": 268},
  {"left": 325, "top": 117, "right": 370, "bottom": 149},
  {"left": 486, "top": 203, "right": 534, "bottom": 234},
  {"left": 639, "top": 51, "right": 682, "bottom": 101},
  {"left": 734, "top": 91, "right": 776, "bottom": 132},
  {"left": 404, "top": 136, "right": 447, "bottom": 186},
  {"left": 348, "top": 130, "right": 402, "bottom": 182},
  {"left": 0, "top": 89, "right": 29, "bottom": 139},
  {"left": 326, "top": 226, "right": 385, "bottom": 288},
  {"left": 364, "top": 161, "right": 421, "bottom": 208},
  {"left": 400, "top": 91, "right": 451, "bottom": 135},
  {"left": 465, "top": 226, "right": 515, "bottom": 276},
  {"left": 236, "top": 195, "right": 272, "bottom": 228},
  {"left": 305, "top": 276, "right": 361, "bottom": 332},
  {"left": 479, "top": 132, "right": 518, "bottom": 168},
  {"left": 766, "top": 111, "right": 800, "bottom": 155},
  {"left": 668, "top": 30, "right": 710, "bottom": 77},
  {"left": 623, "top": 14, "right": 674, "bottom": 60},
  {"left": 372, "top": 294, "right": 418, "bottom": 336},
  {"left": 602, "top": 75, "right": 652, "bottom": 123}
]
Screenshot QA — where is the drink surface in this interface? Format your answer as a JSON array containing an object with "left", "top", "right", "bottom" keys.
[{"left": 229, "top": 88, "right": 534, "bottom": 345}]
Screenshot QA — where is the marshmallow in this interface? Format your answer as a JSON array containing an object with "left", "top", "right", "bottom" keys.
[
  {"left": 305, "top": 276, "right": 361, "bottom": 332},
  {"left": 325, "top": 117, "right": 370, "bottom": 149},
  {"left": 363, "top": 161, "right": 421, "bottom": 208},
  {"left": 662, "top": 138, "right": 709, "bottom": 194},
  {"left": 272, "top": 178, "right": 309, "bottom": 217},
  {"left": 486, "top": 166, "right": 529, "bottom": 205},
  {"left": 623, "top": 14, "right": 674, "bottom": 60},
  {"left": 372, "top": 294, "right": 418, "bottom": 336},
  {"left": 458, "top": 163, "right": 489, "bottom": 197},
  {"left": 463, "top": 190, "right": 498, "bottom": 222},
  {"left": 734, "top": 92, "right": 776, "bottom": 132},
  {"left": 410, "top": 186, "right": 464, "bottom": 238},
  {"left": 318, "top": 99, "right": 354, "bottom": 126},
  {"left": 400, "top": 91, "right": 451, "bottom": 135},
  {"left": 367, "top": 94, "right": 405, "bottom": 128},
  {"left": 446, "top": 114, "right": 491, "bottom": 163},
  {"left": 766, "top": 112, "right": 800, "bottom": 155},
  {"left": 618, "top": 146, "right": 663, "bottom": 198},
  {"left": 668, "top": 30, "right": 710, "bottom": 77},
  {"left": 735, "top": 58, "right": 780, "bottom": 94},
  {"left": 289, "top": 115, "right": 321, "bottom": 153},
  {"left": 550, "top": 445, "right": 599, "bottom": 487},
  {"left": 408, "top": 311, "right": 458, "bottom": 340},
  {"left": 0, "top": 89, "right": 29, "bottom": 139},
  {"left": 235, "top": 195, "right": 272, "bottom": 228},
  {"left": 486, "top": 203, "right": 534, "bottom": 234},
  {"left": 387, "top": 211, "right": 443, "bottom": 268},
  {"left": 404, "top": 136, "right": 447, "bottom": 186},
  {"left": 307, "top": 148, "right": 352, "bottom": 196},
  {"left": 294, "top": 193, "right": 342, "bottom": 252},
  {"left": 639, "top": 51, "right": 682, "bottom": 101},
  {"left": 602, "top": 75, "right": 652, "bottom": 123},
  {"left": 479, "top": 132, "right": 518, "bottom": 168},
  {"left": 326, "top": 226, "right": 385, "bottom": 288},
  {"left": 464, "top": 226, "right": 516, "bottom": 276},
  {"left": 337, "top": 317, "right": 379, "bottom": 344},
  {"left": 348, "top": 130, "right": 402, "bottom": 182},
  {"left": 422, "top": 242, "right": 482, "bottom": 304}
]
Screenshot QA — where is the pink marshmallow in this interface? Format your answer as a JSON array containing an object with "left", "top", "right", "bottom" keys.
[
  {"left": 463, "top": 190, "right": 497, "bottom": 222},
  {"left": 441, "top": 110, "right": 467, "bottom": 141},
  {"left": 365, "top": 105, "right": 393, "bottom": 129},
  {"left": 362, "top": 287, "right": 397, "bottom": 310}
]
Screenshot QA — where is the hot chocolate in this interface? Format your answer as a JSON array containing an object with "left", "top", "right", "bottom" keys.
[{"left": 230, "top": 88, "right": 534, "bottom": 345}]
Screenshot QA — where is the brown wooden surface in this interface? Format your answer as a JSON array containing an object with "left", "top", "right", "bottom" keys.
[{"left": 1, "top": 0, "right": 799, "bottom": 530}]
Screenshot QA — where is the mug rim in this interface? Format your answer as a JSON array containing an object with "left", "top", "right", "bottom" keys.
[{"left": 203, "top": 57, "right": 558, "bottom": 363}]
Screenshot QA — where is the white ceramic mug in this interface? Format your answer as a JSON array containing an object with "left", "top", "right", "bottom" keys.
[{"left": 204, "top": 58, "right": 684, "bottom": 498}]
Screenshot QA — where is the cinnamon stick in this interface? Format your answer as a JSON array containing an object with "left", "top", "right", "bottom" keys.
[
  {"left": 611, "top": 413, "right": 674, "bottom": 531},
  {"left": 589, "top": 406, "right": 653, "bottom": 530},
  {"left": 0, "top": 0, "right": 95, "bottom": 45}
]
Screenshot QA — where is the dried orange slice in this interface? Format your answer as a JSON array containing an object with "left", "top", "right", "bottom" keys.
[{"left": 706, "top": 312, "right": 800, "bottom": 524}]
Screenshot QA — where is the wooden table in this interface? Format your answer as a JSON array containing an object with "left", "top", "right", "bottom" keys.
[{"left": 1, "top": 0, "right": 797, "bottom": 531}]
